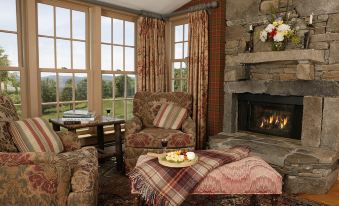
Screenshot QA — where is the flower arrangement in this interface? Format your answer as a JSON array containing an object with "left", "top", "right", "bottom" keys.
[
  {"left": 259, "top": 18, "right": 300, "bottom": 51},
  {"left": 165, "top": 150, "right": 196, "bottom": 163}
]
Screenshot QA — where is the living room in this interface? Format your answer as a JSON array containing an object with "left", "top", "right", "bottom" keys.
[{"left": 0, "top": 0, "right": 338, "bottom": 205}]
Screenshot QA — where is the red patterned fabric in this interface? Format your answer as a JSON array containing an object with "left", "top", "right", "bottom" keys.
[
  {"left": 193, "top": 156, "right": 282, "bottom": 194},
  {"left": 129, "top": 146, "right": 250, "bottom": 206},
  {"left": 125, "top": 128, "right": 194, "bottom": 148}
]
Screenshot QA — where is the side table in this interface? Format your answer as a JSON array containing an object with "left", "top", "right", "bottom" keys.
[{"left": 50, "top": 116, "right": 125, "bottom": 171}]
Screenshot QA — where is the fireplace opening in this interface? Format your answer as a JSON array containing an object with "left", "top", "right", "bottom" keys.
[{"left": 238, "top": 93, "right": 303, "bottom": 139}]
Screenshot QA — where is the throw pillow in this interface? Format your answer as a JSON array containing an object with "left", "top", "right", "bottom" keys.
[
  {"left": 9, "top": 117, "right": 64, "bottom": 153},
  {"left": 153, "top": 103, "right": 188, "bottom": 129}
]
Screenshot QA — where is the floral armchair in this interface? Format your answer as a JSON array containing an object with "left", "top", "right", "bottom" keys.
[
  {"left": 124, "top": 92, "right": 196, "bottom": 172},
  {"left": 0, "top": 96, "right": 98, "bottom": 206}
]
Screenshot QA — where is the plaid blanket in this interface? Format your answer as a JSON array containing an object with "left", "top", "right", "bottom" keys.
[{"left": 128, "top": 146, "right": 250, "bottom": 206}]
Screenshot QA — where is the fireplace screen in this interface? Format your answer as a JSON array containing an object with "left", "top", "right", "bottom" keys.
[{"left": 238, "top": 94, "right": 303, "bottom": 139}]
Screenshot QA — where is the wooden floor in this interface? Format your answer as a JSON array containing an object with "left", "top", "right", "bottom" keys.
[{"left": 298, "top": 180, "right": 339, "bottom": 206}]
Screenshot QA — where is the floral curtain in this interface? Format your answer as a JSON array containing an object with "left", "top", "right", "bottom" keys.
[
  {"left": 136, "top": 16, "right": 168, "bottom": 92},
  {"left": 188, "top": 10, "right": 209, "bottom": 149}
]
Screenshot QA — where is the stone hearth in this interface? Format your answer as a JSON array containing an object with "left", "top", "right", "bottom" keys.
[{"left": 209, "top": 132, "right": 338, "bottom": 194}]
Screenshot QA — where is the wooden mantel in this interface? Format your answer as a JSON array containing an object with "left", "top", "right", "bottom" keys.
[
  {"left": 225, "top": 49, "right": 326, "bottom": 81},
  {"left": 231, "top": 49, "right": 326, "bottom": 65}
]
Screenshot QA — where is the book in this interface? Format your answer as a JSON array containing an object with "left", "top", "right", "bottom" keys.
[
  {"left": 63, "top": 110, "right": 95, "bottom": 118},
  {"left": 64, "top": 109, "right": 91, "bottom": 115},
  {"left": 61, "top": 117, "right": 95, "bottom": 122}
]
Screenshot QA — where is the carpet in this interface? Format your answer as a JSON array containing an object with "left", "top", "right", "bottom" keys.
[{"left": 98, "top": 158, "right": 328, "bottom": 206}]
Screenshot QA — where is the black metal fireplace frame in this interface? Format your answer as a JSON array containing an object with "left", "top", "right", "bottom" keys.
[{"left": 238, "top": 93, "right": 303, "bottom": 139}]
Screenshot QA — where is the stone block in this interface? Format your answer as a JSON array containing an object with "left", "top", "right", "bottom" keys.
[
  {"left": 311, "top": 33, "right": 339, "bottom": 42},
  {"left": 321, "top": 97, "right": 339, "bottom": 151},
  {"left": 301, "top": 96, "right": 323, "bottom": 147},
  {"left": 279, "top": 73, "right": 296, "bottom": 81},
  {"left": 327, "top": 13, "right": 339, "bottom": 33},
  {"left": 294, "top": 0, "right": 339, "bottom": 17},
  {"left": 223, "top": 93, "right": 237, "bottom": 133},
  {"left": 329, "top": 41, "right": 339, "bottom": 64},
  {"left": 284, "top": 169, "right": 338, "bottom": 194},
  {"left": 296, "top": 63, "right": 315, "bottom": 80},
  {"left": 224, "top": 66, "right": 248, "bottom": 81},
  {"left": 226, "top": 25, "right": 249, "bottom": 41},
  {"left": 309, "top": 42, "right": 329, "bottom": 50},
  {"left": 226, "top": 0, "right": 261, "bottom": 20},
  {"left": 317, "top": 14, "right": 329, "bottom": 21},
  {"left": 323, "top": 71, "right": 339, "bottom": 80},
  {"left": 260, "top": 0, "right": 279, "bottom": 14}
]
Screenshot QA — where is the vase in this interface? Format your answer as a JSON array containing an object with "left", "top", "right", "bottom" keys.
[{"left": 271, "top": 42, "right": 286, "bottom": 51}]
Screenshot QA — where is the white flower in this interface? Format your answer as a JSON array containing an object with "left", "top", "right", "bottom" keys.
[
  {"left": 273, "top": 32, "right": 285, "bottom": 42},
  {"left": 277, "top": 24, "right": 291, "bottom": 32},
  {"left": 186, "top": 152, "right": 196, "bottom": 160},
  {"left": 260, "top": 30, "right": 268, "bottom": 42},
  {"left": 265, "top": 24, "right": 275, "bottom": 33}
]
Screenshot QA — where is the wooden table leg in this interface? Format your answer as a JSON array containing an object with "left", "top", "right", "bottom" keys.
[
  {"left": 250, "top": 195, "right": 259, "bottom": 206},
  {"left": 97, "top": 125, "right": 105, "bottom": 151},
  {"left": 114, "top": 123, "right": 123, "bottom": 172},
  {"left": 52, "top": 123, "right": 61, "bottom": 131}
]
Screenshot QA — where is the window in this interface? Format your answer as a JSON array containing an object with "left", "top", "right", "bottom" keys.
[
  {"left": 0, "top": 0, "right": 22, "bottom": 116},
  {"left": 171, "top": 23, "right": 189, "bottom": 92},
  {"left": 37, "top": 2, "right": 88, "bottom": 119},
  {"left": 101, "top": 15, "right": 136, "bottom": 120}
]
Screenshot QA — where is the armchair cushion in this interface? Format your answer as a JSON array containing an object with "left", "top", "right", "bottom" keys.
[
  {"left": 126, "top": 128, "right": 195, "bottom": 148},
  {"left": 9, "top": 117, "right": 64, "bottom": 153},
  {"left": 153, "top": 103, "right": 188, "bottom": 129}
]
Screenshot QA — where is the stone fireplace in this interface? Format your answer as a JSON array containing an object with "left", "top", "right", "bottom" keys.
[{"left": 209, "top": 51, "right": 339, "bottom": 194}]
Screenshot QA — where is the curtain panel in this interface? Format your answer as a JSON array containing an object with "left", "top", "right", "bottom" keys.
[
  {"left": 188, "top": 10, "right": 209, "bottom": 149},
  {"left": 136, "top": 17, "right": 168, "bottom": 92}
]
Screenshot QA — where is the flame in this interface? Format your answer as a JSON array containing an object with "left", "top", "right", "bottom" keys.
[{"left": 259, "top": 113, "right": 289, "bottom": 129}]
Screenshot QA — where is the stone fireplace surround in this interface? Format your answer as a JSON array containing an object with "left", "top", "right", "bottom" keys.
[{"left": 209, "top": 51, "right": 339, "bottom": 194}]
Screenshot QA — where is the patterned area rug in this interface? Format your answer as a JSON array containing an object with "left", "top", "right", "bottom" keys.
[{"left": 98, "top": 158, "right": 328, "bottom": 206}]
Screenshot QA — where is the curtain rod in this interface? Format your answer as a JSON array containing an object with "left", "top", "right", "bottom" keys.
[{"left": 80, "top": 0, "right": 218, "bottom": 20}]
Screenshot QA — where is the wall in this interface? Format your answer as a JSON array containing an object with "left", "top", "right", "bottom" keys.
[
  {"left": 225, "top": 0, "right": 339, "bottom": 81},
  {"left": 178, "top": 0, "right": 226, "bottom": 137}
]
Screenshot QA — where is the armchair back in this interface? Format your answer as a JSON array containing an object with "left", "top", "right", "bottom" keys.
[
  {"left": 0, "top": 96, "right": 19, "bottom": 152},
  {"left": 133, "top": 92, "right": 192, "bottom": 128}
]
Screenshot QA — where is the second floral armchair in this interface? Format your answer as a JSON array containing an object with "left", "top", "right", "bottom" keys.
[{"left": 124, "top": 92, "right": 196, "bottom": 172}]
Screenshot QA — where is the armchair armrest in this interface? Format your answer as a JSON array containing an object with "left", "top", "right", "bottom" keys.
[
  {"left": 125, "top": 116, "right": 143, "bottom": 136},
  {"left": 182, "top": 117, "right": 196, "bottom": 137},
  {"left": 0, "top": 152, "right": 71, "bottom": 206},
  {"left": 56, "top": 131, "right": 81, "bottom": 152}
]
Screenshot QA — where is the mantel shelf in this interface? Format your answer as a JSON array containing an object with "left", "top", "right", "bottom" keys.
[{"left": 235, "top": 49, "right": 326, "bottom": 64}]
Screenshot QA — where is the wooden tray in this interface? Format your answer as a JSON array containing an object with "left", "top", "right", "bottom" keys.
[{"left": 147, "top": 153, "right": 198, "bottom": 168}]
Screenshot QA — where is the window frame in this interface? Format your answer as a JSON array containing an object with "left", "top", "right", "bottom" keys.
[
  {"left": 37, "top": 0, "right": 90, "bottom": 119},
  {"left": 170, "top": 18, "right": 189, "bottom": 92},
  {"left": 0, "top": 0, "right": 26, "bottom": 117},
  {"left": 100, "top": 10, "right": 137, "bottom": 120}
]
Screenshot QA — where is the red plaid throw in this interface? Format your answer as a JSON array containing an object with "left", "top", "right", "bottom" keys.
[{"left": 128, "top": 146, "right": 250, "bottom": 206}]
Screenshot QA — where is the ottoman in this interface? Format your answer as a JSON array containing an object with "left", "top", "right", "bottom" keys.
[{"left": 131, "top": 156, "right": 282, "bottom": 205}]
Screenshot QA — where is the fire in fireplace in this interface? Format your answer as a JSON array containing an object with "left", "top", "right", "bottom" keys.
[{"left": 238, "top": 93, "right": 303, "bottom": 139}]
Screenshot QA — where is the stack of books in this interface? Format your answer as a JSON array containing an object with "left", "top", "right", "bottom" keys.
[{"left": 61, "top": 110, "right": 95, "bottom": 124}]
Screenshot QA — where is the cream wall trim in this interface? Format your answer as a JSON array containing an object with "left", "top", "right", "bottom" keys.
[
  {"left": 89, "top": 6, "right": 102, "bottom": 115},
  {"left": 24, "top": 0, "right": 40, "bottom": 117}
]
